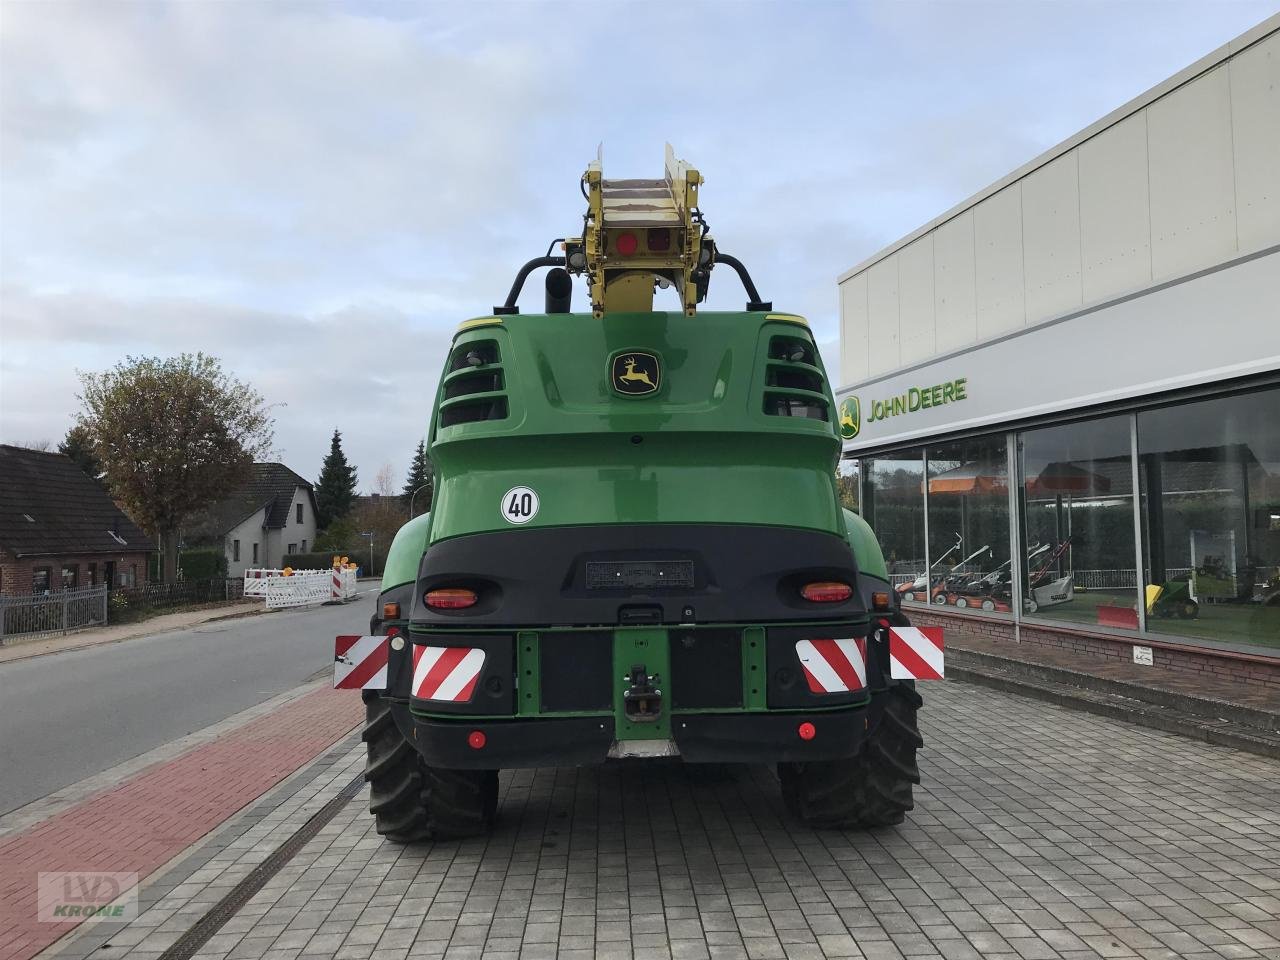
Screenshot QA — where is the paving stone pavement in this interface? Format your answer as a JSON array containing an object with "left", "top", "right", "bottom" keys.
[{"left": 49, "top": 681, "right": 1280, "bottom": 960}]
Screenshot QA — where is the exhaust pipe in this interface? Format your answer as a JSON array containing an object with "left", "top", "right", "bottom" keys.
[{"left": 545, "top": 267, "right": 573, "bottom": 314}]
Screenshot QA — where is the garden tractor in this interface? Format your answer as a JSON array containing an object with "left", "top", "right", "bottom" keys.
[{"left": 334, "top": 146, "right": 942, "bottom": 840}]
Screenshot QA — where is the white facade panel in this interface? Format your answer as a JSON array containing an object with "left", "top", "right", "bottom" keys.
[
  {"left": 1079, "top": 112, "right": 1153, "bottom": 303},
  {"left": 932, "top": 211, "right": 977, "bottom": 353},
  {"left": 973, "top": 186, "right": 1025, "bottom": 337},
  {"left": 838, "top": 273, "right": 870, "bottom": 386},
  {"left": 867, "top": 256, "right": 901, "bottom": 376},
  {"left": 225, "top": 508, "right": 266, "bottom": 573},
  {"left": 836, "top": 19, "right": 1278, "bottom": 394},
  {"left": 1022, "top": 152, "right": 1083, "bottom": 322},
  {"left": 1148, "top": 65, "right": 1238, "bottom": 282},
  {"left": 286, "top": 488, "right": 317, "bottom": 555},
  {"left": 838, "top": 250, "right": 1280, "bottom": 452},
  {"left": 1230, "top": 32, "right": 1280, "bottom": 253},
  {"left": 898, "top": 237, "right": 936, "bottom": 365}
]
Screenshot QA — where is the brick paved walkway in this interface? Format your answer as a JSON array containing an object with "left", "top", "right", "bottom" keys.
[
  {"left": 0, "top": 686, "right": 362, "bottom": 960},
  {"left": 49, "top": 681, "right": 1280, "bottom": 960}
]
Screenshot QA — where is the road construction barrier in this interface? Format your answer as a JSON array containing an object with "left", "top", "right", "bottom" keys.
[
  {"left": 329, "top": 566, "right": 358, "bottom": 603},
  {"left": 265, "top": 570, "right": 332, "bottom": 609},
  {"left": 242, "top": 569, "right": 285, "bottom": 597}
]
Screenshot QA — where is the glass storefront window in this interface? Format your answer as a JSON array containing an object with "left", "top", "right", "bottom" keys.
[
  {"left": 1139, "top": 387, "right": 1280, "bottom": 652},
  {"left": 859, "top": 450, "right": 927, "bottom": 604},
  {"left": 1019, "top": 415, "right": 1137, "bottom": 627},
  {"left": 926, "top": 436, "right": 1011, "bottom": 613}
]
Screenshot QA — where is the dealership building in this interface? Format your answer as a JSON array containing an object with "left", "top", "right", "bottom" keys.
[{"left": 835, "top": 16, "right": 1279, "bottom": 685}]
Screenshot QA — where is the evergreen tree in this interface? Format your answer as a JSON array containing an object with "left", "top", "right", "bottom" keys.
[
  {"left": 402, "top": 438, "right": 433, "bottom": 513},
  {"left": 315, "top": 429, "right": 358, "bottom": 528},
  {"left": 60, "top": 424, "right": 103, "bottom": 481}
]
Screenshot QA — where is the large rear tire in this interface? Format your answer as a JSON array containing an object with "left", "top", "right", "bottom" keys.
[
  {"left": 778, "top": 683, "right": 923, "bottom": 829},
  {"left": 362, "top": 693, "right": 498, "bottom": 842}
]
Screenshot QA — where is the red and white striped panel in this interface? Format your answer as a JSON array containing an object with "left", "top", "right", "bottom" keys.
[
  {"left": 413, "top": 646, "right": 485, "bottom": 702},
  {"left": 334, "top": 635, "right": 389, "bottom": 690},
  {"left": 796, "top": 637, "right": 867, "bottom": 694},
  {"left": 888, "top": 626, "right": 945, "bottom": 680}
]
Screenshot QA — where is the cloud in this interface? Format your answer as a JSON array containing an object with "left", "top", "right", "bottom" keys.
[{"left": 2, "top": 0, "right": 1274, "bottom": 482}]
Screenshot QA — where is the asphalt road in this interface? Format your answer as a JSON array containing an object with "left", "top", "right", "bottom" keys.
[{"left": 0, "top": 592, "right": 377, "bottom": 815}]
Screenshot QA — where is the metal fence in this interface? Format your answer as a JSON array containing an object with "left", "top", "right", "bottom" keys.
[
  {"left": 0, "top": 584, "right": 108, "bottom": 640},
  {"left": 0, "top": 577, "right": 248, "bottom": 642},
  {"left": 107, "top": 578, "right": 245, "bottom": 623}
]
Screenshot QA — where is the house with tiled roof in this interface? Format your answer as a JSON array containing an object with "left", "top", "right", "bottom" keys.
[
  {"left": 0, "top": 444, "right": 154, "bottom": 594},
  {"left": 185, "top": 463, "right": 317, "bottom": 572}
]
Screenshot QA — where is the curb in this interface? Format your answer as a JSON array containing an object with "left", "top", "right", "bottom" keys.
[
  {"left": 947, "top": 663, "right": 1280, "bottom": 760},
  {"left": 949, "top": 646, "right": 1280, "bottom": 732}
]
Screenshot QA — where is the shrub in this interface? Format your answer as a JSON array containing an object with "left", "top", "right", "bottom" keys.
[{"left": 179, "top": 547, "right": 228, "bottom": 580}]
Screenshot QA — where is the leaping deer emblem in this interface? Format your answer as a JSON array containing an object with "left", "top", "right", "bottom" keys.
[
  {"left": 839, "top": 398, "right": 860, "bottom": 438},
  {"left": 617, "top": 357, "right": 656, "bottom": 389}
]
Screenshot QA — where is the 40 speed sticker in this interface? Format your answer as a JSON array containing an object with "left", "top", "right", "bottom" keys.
[{"left": 501, "top": 486, "right": 540, "bottom": 524}]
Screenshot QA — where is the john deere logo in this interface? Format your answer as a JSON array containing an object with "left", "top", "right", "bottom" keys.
[
  {"left": 611, "top": 351, "right": 661, "bottom": 396},
  {"left": 839, "top": 397, "right": 860, "bottom": 439}
]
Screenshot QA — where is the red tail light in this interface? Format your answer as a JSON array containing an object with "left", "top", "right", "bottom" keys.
[
  {"left": 467, "top": 730, "right": 487, "bottom": 750},
  {"left": 797, "top": 722, "right": 816, "bottom": 741},
  {"left": 425, "top": 588, "right": 478, "bottom": 609},
  {"left": 801, "top": 581, "right": 852, "bottom": 603},
  {"left": 614, "top": 232, "right": 638, "bottom": 255}
]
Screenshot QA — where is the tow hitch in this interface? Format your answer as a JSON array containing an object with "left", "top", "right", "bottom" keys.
[{"left": 623, "top": 664, "right": 663, "bottom": 723}]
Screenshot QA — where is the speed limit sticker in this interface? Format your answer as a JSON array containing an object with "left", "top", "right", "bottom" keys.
[{"left": 501, "top": 486, "right": 540, "bottom": 524}]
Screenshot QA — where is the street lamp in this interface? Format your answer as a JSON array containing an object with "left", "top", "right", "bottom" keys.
[
  {"left": 360, "top": 531, "right": 375, "bottom": 576},
  {"left": 409, "top": 482, "right": 432, "bottom": 518}
]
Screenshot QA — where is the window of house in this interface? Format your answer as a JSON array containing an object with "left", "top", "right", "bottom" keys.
[
  {"left": 860, "top": 449, "right": 927, "bottom": 604},
  {"left": 233, "top": 539, "right": 241, "bottom": 562},
  {"left": 253, "top": 543, "right": 259, "bottom": 564},
  {"left": 87, "top": 562, "right": 97, "bottom": 586},
  {"left": 62, "top": 565, "right": 78, "bottom": 590},
  {"left": 1018, "top": 415, "right": 1136, "bottom": 626},
  {"left": 301, "top": 539, "right": 307, "bottom": 552},
  {"left": 296, "top": 503, "right": 303, "bottom": 524},
  {"left": 287, "top": 543, "right": 297, "bottom": 555},
  {"left": 33, "top": 567, "right": 52, "bottom": 594},
  {"left": 927, "top": 435, "right": 1011, "bottom": 615},
  {"left": 128, "top": 564, "right": 138, "bottom": 587},
  {"left": 1139, "top": 386, "right": 1280, "bottom": 652}
]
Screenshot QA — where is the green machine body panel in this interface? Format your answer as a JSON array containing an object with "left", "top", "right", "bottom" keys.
[{"left": 428, "top": 311, "right": 844, "bottom": 543}]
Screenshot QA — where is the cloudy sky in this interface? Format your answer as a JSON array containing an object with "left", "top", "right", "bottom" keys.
[{"left": 2, "top": 0, "right": 1274, "bottom": 488}]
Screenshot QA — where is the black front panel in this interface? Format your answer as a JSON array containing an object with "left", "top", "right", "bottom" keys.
[
  {"left": 409, "top": 633, "right": 514, "bottom": 715},
  {"left": 766, "top": 624, "right": 869, "bottom": 709},
  {"left": 669, "top": 628, "right": 743, "bottom": 709},
  {"left": 412, "top": 523, "right": 865, "bottom": 628},
  {"left": 539, "top": 631, "right": 613, "bottom": 712}
]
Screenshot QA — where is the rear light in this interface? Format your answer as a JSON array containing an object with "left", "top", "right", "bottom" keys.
[
  {"left": 467, "top": 730, "right": 487, "bottom": 750},
  {"left": 383, "top": 601, "right": 400, "bottom": 619},
  {"left": 614, "top": 232, "right": 638, "bottom": 255},
  {"left": 425, "top": 588, "right": 478, "bottom": 609},
  {"left": 871, "top": 591, "right": 891, "bottom": 611},
  {"left": 646, "top": 228, "right": 671, "bottom": 252},
  {"left": 800, "top": 581, "right": 852, "bottom": 603},
  {"left": 797, "top": 722, "right": 816, "bottom": 741}
]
